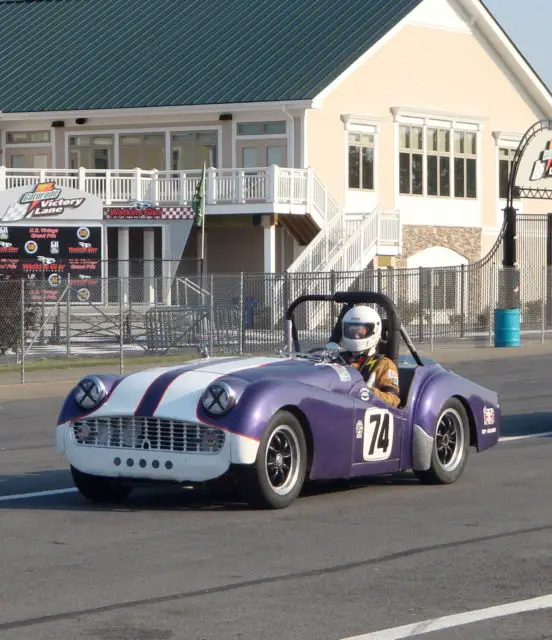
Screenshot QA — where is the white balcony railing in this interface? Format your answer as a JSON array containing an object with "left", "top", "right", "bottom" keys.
[{"left": 0, "top": 165, "right": 338, "bottom": 224}]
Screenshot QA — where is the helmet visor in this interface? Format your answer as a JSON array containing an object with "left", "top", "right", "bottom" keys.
[{"left": 343, "top": 321, "right": 376, "bottom": 340}]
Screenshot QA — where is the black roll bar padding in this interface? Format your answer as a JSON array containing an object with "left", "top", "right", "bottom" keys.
[{"left": 284, "top": 291, "right": 424, "bottom": 366}]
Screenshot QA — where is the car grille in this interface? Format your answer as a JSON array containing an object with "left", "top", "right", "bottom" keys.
[{"left": 71, "top": 416, "right": 225, "bottom": 454}]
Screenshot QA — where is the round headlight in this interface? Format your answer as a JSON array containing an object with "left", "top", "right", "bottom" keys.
[
  {"left": 202, "top": 382, "right": 236, "bottom": 416},
  {"left": 74, "top": 376, "right": 107, "bottom": 411}
]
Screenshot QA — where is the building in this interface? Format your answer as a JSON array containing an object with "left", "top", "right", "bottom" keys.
[{"left": 1, "top": 0, "right": 551, "bottom": 305}]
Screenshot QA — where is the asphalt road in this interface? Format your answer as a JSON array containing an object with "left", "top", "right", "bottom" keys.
[{"left": 0, "top": 351, "right": 551, "bottom": 640}]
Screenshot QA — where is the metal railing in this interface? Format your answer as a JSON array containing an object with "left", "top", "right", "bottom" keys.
[
  {"left": 2, "top": 213, "right": 550, "bottom": 381},
  {"left": 0, "top": 165, "right": 333, "bottom": 224}
]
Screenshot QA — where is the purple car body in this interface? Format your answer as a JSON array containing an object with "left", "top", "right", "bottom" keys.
[{"left": 55, "top": 291, "right": 501, "bottom": 509}]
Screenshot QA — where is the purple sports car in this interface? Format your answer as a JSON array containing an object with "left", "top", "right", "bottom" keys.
[{"left": 55, "top": 291, "right": 500, "bottom": 509}]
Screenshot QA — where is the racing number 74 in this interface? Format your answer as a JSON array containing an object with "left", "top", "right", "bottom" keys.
[{"left": 362, "top": 407, "right": 394, "bottom": 462}]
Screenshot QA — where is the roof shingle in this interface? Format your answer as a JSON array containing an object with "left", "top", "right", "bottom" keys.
[{"left": 0, "top": 0, "right": 423, "bottom": 113}]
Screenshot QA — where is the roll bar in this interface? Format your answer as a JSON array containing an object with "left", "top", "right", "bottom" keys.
[{"left": 284, "top": 291, "right": 424, "bottom": 366}]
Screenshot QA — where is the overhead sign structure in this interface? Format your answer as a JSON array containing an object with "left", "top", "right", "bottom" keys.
[
  {"left": 0, "top": 181, "right": 103, "bottom": 222},
  {"left": 508, "top": 119, "right": 552, "bottom": 203}
]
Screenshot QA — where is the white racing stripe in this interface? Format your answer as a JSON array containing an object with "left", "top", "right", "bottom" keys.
[
  {"left": 0, "top": 488, "right": 78, "bottom": 502},
  {"left": 156, "top": 356, "right": 284, "bottom": 418},
  {"left": 339, "top": 594, "right": 552, "bottom": 639}
]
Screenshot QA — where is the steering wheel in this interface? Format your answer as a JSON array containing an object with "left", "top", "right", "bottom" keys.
[{"left": 307, "top": 346, "right": 348, "bottom": 366}]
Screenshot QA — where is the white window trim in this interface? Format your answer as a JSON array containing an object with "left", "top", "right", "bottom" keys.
[
  {"left": 342, "top": 116, "right": 380, "bottom": 199},
  {"left": 392, "top": 107, "right": 482, "bottom": 204},
  {"left": 64, "top": 126, "right": 222, "bottom": 170}
]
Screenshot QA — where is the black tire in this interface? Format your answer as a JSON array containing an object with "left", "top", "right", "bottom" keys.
[
  {"left": 414, "top": 398, "right": 470, "bottom": 485},
  {"left": 71, "top": 466, "right": 133, "bottom": 503},
  {"left": 236, "top": 410, "right": 308, "bottom": 509}
]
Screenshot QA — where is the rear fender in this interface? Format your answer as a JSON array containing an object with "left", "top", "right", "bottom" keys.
[{"left": 410, "top": 372, "right": 500, "bottom": 471}]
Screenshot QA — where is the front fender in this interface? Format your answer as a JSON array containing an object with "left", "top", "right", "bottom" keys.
[
  {"left": 196, "top": 379, "right": 355, "bottom": 479},
  {"left": 411, "top": 371, "right": 500, "bottom": 471}
]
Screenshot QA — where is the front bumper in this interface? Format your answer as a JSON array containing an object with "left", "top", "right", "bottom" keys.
[{"left": 56, "top": 420, "right": 259, "bottom": 483}]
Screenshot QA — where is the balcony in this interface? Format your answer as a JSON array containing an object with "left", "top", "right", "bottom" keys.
[{"left": 0, "top": 165, "right": 333, "bottom": 228}]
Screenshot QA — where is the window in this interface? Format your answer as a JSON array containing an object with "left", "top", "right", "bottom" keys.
[
  {"left": 119, "top": 133, "right": 165, "bottom": 170},
  {"left": 348, "top": 132, "right": 374, "bottom": 190},
  {"left": 499, "top": 147, "right": 515, "bottom": 199},
  {"left": 454, "top": 131, "right": 477, "bottom": 198},
  {"left": 426, "top": 128, "right": 450, "bottom": 197},
  {"left": 399, "top": 125, "right": 423, "bottom": 195},
  {"left": 237, "top": 121, "right": 286, "bottom": 135},
  {"left": 6, "top": 131, "right": 50, "bottom": 144},
  {"left": 171, "top": 131, "right": 217, "bottom": 169},
  {"left": 69, "top": 135, "right": 114, "bottom": 170}
]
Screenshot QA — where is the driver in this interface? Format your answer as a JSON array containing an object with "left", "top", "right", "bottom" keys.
[{"left": 329, "top": 305, "right": 400, "bottom": 408}]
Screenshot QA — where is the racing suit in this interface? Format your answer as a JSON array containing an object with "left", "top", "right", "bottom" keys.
[{"left": 346, "top": 352, "right": 401, "bottom": 408}]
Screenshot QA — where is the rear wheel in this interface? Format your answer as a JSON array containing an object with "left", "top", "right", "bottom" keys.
[
  {"left": 415, "top": 398, "right": 470, "bottom": 485},
  {"left": 236, "top": 410, "right": 307, "bottom": 509},
  {"left": 71, "top": 466, "right": 133, "bottom": 503}
]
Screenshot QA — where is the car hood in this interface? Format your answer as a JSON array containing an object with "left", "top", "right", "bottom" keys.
[{"left": 58, "top": 355, "right": 357, "bottom": 424}]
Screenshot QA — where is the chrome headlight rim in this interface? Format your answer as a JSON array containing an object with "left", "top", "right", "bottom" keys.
[
  {"left": 202, "top": 381, "right": 236, "bottom": 416},
  {"left": 74, "top": 375, "right": 107, "bottom": 411}
]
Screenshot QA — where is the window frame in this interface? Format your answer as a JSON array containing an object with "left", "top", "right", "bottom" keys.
[
  {"left": 347, "top": 131, "right": 375, "bottom": 191},
  {"left": 399, "top": 124, "right": 424, "bottom": 196},
  {"left": 393, "top": 109, "right": 482, "bottom": 202}
]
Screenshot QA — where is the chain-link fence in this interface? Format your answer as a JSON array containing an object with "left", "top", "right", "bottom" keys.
[{"left": 2, "top": 213, "right": 552, "bottom": 381}]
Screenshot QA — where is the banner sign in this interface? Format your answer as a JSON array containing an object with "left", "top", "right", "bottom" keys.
[
  {"left": 0, "top": 225, "right": 102, "bottom": 302},
  {"left": 0, "top": 182, "right": 103, "bottom": 222},
  {"left": 103, "top": 206, "right": 194, "bottom": 220}
]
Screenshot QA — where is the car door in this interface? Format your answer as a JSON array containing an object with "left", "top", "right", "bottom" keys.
[{"left": 349, "top": 387, "right": 407, "bottom": 477}]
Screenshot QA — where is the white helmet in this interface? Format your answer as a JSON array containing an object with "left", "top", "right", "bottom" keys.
[{"left": 341, "top": 305, "right": 382, "bottom": 355}]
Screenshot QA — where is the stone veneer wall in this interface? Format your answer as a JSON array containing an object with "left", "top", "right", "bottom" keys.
[{"left": 392, "top": 225, "right": 482, "bottom": 268}]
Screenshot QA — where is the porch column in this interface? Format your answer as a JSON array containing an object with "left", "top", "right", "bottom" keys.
[
  {"left": 262, "top": 215, "right": 276, "bottom": 273},
  {"left": 144, "top": 229, "right": 155, "bottom": 304},
  {"left": 118, "top": 227, "right": 129, "bottom": 305},
  {"left": 161, "top": 224, "right": 173, "bottom": 305}
]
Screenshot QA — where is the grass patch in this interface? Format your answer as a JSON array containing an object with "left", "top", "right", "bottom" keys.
[{"left": 0, "top": 351, "right": 213, "bottom": 374}]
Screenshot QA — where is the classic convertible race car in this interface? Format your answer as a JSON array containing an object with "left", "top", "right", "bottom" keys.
[{"left": 56, "top": 291, "right": 500, "bottom": 509}]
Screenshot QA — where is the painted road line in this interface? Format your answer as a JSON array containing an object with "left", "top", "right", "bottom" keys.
[
  {"left": 499, "top": 431, "right": 552, "bottom": 442},
  {"left": 0, "top": 488, "right": 78, "bottom": 502},
  {"left": 340, "top": 593, "right": 552, "bottom": 639}
]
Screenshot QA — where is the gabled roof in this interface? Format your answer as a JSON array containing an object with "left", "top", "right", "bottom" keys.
[{"left": 0, "top": 0, "right": 422, "bottom": 113}]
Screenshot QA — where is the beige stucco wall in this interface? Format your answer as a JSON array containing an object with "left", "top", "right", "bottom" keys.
[{"left": 307, "top": 22, "right": 547, "bottom": 260}]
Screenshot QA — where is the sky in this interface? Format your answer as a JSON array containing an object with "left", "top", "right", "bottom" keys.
[{"left": 482, "top": 0, "right": 552, "bottom": 90}]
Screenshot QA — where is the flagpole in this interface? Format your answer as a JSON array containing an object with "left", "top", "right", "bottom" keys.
[{"left": 200, "top": 162, "right": 206, "bottom": 278}]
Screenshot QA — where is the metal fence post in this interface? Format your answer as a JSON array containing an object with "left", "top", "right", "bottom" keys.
[
  {"left": 119, "top": 276, "right": 124, "bottom": 374},
  {"left": 239, "top": 272, "right": 244, "bottom": 355},
  {"left": 488, "top": 266, "right": 494, "bottom": 347},
  {"left": 460, "top": 265, "right": 466, "bottom": 339},
  {"left": 20, "top": 278, "right": 25, "bottom": 384},
  {"left": 429, "top": 269, "right": 434, "bottom": 352},
  {"left": 66, "top": 284, "right": 71, "bottom": 357},
  {"left": 209, "top": 274, "right": 214, "bottom": 355},
  {"left": 542, "top": 265, "right": 546, "bottom": 343}
]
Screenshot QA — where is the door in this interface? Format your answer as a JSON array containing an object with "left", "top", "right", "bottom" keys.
[{"left": 350, "top": 393, "right": 406, "bottom": 476}]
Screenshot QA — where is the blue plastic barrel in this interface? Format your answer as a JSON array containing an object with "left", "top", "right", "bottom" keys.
[{"left": 494, "top": 308, "right": 520, "bottom": 347}]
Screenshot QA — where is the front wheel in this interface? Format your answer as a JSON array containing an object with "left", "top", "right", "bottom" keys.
[
  {"left": 414, "top": 398, "right": 470, "bottom": 485},
  {"left": 236, "top": 410, "right": 307, "bottom": 509},
  {"left": 71, "top": 466, "right": 133, "bottom": 503}
]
